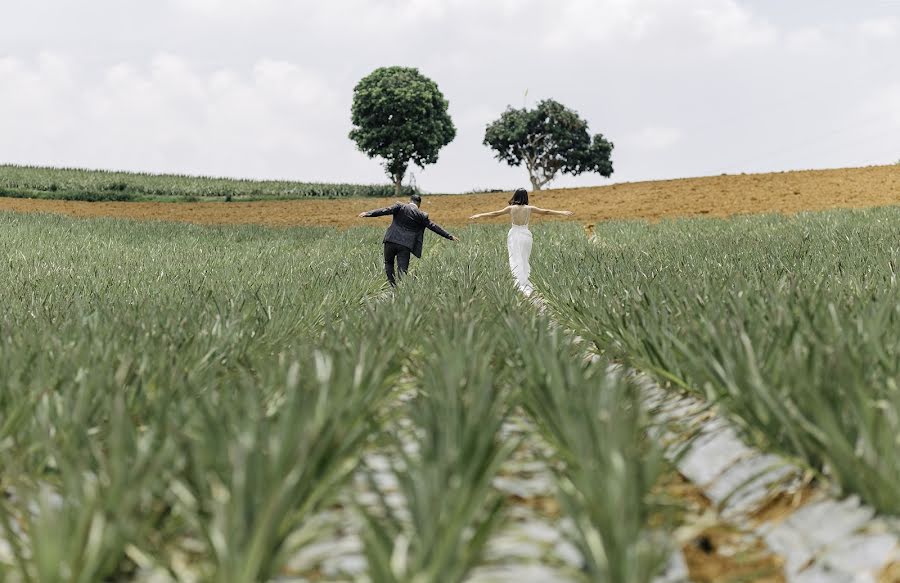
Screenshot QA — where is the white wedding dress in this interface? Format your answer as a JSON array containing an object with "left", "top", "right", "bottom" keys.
[{"left": 507, "top": 206, "right": 534, "bottom": 296}]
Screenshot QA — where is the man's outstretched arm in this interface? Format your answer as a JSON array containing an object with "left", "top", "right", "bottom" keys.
[
  {"left": 427, "top": 220, "right": 458, "bottom": 241},
  {"left": 358, "top": 203, "right": 400, "bottom": 218}
]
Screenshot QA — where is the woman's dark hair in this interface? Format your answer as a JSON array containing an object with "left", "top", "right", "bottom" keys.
[{"left": 509, "top": 188, "right": 528, "bottom": 205}]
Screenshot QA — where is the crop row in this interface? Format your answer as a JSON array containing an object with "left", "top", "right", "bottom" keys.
[
  {"left": 0, "top": 213, "right": 671, "bottom": 582},
  {"left": 0, "top": 165, "right": 418, "bottom": 202},
  {"left": 536, "top": 207, "right": 900, "bottom": 515}
]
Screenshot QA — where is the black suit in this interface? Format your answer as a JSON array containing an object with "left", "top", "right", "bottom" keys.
[{"left": 363, "top": 202, "right": 454, "bottom": 285}]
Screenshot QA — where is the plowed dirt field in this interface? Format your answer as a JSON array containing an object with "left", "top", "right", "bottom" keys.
[{"left": 1, "top": 165, "right": 898, "bottom": 228}]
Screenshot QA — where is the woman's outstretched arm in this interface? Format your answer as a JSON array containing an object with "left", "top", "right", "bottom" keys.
[
  {"left": 531, "top": 206, "right": 573, "bottom": 216},
  {"left": 469, "top": 206, "right": 512, "bottom": 220}
]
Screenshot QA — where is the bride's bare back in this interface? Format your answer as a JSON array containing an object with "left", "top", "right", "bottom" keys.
[{"left": 510, "top": 205, "right": 532, "bottom": 226}]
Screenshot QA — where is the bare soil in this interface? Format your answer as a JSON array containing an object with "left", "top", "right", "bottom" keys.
[
  {"left": 1, "top": 165, "right": 898, "bottom": 228},
  {"left": 659, "top": 472, "right": 787, "bottom": 583}
]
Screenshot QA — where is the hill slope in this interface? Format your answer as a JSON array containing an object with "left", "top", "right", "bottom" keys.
[{"left": 1, "top": 165, "right": 897, "bottom": 228}]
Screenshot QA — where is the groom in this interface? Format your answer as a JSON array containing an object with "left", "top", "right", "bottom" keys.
[{"left": 358, "top": 194, "right": 458, "bottom": 286}]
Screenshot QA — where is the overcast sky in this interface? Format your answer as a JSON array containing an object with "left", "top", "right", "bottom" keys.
[{"left": 1, "top": 0, "right": 898, "bottom": 193}]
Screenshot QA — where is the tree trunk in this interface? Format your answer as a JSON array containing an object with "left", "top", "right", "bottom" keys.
[
  {"left": 393, "top": 173, "right": 404, "bottom": 196},
  {"left": 526, "top": 159, "right": 542, "bottom": 191},
  {"left": 528, "top": 166, "right": 555, "bottom": 191}
]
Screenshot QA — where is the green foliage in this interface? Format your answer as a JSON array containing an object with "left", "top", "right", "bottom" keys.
[
  {"left": 6, "top": 205, "right": 898, "bottom": 580},
  {"left": 0, "top": 165, "right": 415, "bottom": 202},
  {"left": 0, "top": 213, "right": 673, "bottom": 581},
  {"left": 172, "top": 339, "right": 402, "bottom": 583},
  {"left": 536, "top": 208, "right": 900, "bottom": 515},
  {"left": 349, "top": 67, "right": 456, "bottom": 195},
  {"left": 0, "top": 216, "right": 386, "bottom": 581},
  {"left": 0, "top": 396, "right": 175, "bottom": 582},
  {"left": 360, "top": 325, "right": 513, "bottom": 583},
  {"left": 509, "top": 315, "right": 671, "bottom": 583},
  {"left": 483, "top": 99, "right": 614, "bottom": 190}
]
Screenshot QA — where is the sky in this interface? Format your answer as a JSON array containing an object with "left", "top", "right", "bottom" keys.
[{"left": 1, "top": 0, "right": 899, "bottom": 193}]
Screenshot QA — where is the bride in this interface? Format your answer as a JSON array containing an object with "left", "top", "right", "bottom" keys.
[{"left": 469, "top": 188, "right": 573, "bottom": 296}]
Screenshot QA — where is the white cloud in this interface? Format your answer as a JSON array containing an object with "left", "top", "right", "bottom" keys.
[
  {"left": 625, "top": 127, "right": 683, "bottom": 151},
  {"left": 785, "top": 27, "right": 828, "bottom": 53},
  {"left": 0, "top": 54, "right": 343, "bottom": 179},
  {"left": 692, "top": 0, "right": 777, "bottom": 49},
  {"left": 541, "top": 0, "right": 657, "bottom": 48},
  {"left": 172, "top": 0, "right": 453, "bottom": 38},
  {"left": 866, "top": 83, "right": 900, "bottom": 128},
  {"left": 859, "top": 17, "right": 898, "bottom": 40},
  {"left": 541, "top": 0, "right": 775, "bottom": 52},
  {"left": 170, "top": 0, "right": 278, "bottom": 20}
]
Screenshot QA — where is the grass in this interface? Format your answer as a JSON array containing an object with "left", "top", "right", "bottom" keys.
[
  {"left": 360, "top": 320, "right": 514, "bottom": 583},
  {"left": 536, "top": 207, "right": 900, "bottom": 515},
  {"left": 508, "top": 315, "right": 672, "bottom": 582},
  {"left": 4, "top": 204, "right": 900, "bottom": 580},
  {"left": 0, "top": 212, "right": 673, "bottom": 582}
]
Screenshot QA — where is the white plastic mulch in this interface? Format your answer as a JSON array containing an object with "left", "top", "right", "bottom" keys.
[{"left": 636, "top": 371, "right": 900, "bottom": 582}]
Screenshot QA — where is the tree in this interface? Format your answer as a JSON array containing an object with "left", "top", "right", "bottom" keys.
[
  {"left": 349, "top": 67, "right": 456, "bottom": 195},
  {"left": 483, "top": 99, "right": 614, "bottom": 191}
]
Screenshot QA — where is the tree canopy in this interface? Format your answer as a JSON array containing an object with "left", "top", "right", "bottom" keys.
[
  {"left": 349, "top": 67, "right": 456, "bottom": 195},
  {"left": 483, "top": 99, "right": 614, "bottom": 191}
]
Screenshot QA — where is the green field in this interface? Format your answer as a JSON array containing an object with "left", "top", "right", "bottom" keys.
[
  {"left": 0, "top": 214, "right": 667, "bottom": 582},
  {"left": 539, "top": 207, "right": 900, "bottom": 514},
  {"left": 1, "top": 207, "right": 898, "bottom": 581},
  {"left": 0, "top": 165, "right": 416, "bottom": 202}
]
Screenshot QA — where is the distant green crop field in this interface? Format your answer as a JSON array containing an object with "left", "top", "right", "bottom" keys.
[{"left": 0, "top": 164, "right": 416, "bottom": 202}]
